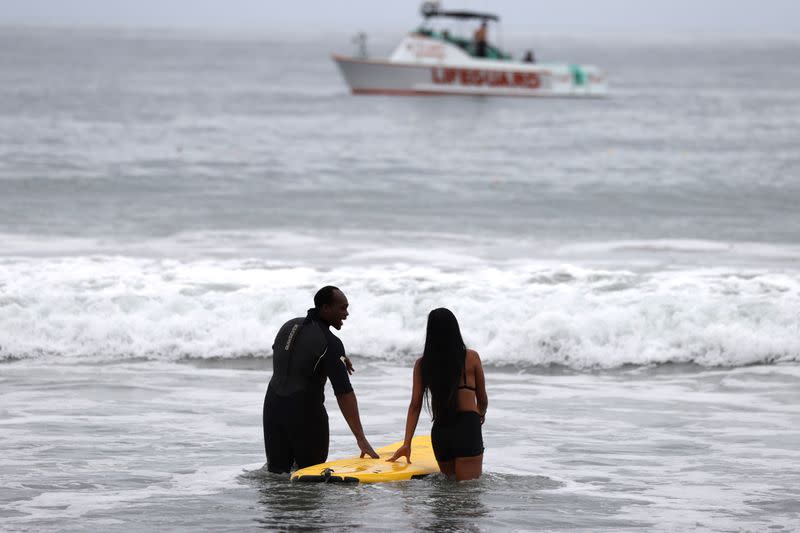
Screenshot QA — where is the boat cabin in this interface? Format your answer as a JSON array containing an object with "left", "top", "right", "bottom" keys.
[{"left": 416, "top": 2, "right": 511, "bottom": 60}]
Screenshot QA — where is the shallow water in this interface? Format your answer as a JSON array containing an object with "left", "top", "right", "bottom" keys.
[{"left": 1, "top": 360, "right": 799, "bottom": 531}]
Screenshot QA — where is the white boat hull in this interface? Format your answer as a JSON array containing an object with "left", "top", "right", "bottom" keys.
[{"left": 333, "top": 55, "right": 607, "bottom": 98}]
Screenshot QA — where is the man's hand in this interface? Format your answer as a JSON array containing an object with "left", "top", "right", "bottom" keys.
[
  {"left": 337, "top": 392, "right": 376, "bottom": 458},
  {"left": 387, "top": 444, "right": 411, "bottom": 464},
  {"left": 342, "top": 356, "right": 355, "bottom": 375},
  {"left": 357, "top": 437, "right": 379, "bottom": 459}
]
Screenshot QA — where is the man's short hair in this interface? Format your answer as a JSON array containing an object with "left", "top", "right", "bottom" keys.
[{"left": 314, "top": 286, "right": 340, "bottom": 309}]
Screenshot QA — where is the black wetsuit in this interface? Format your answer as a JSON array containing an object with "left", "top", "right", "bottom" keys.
[{"left": 262, "top": 308, "right": 353, "bottom": 473}]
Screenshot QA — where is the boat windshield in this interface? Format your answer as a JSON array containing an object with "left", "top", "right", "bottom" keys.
[{"left": 415, "top": 27, "right": 511, "bottom": 60}]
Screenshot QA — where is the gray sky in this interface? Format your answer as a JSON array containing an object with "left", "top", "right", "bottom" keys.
[{"left": 2, "top": 0, "right": 799, "bottom": 33}]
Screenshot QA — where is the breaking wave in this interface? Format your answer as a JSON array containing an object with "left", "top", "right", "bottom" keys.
[{"left": 1, "top": 256, "right": 799, "bottom": 369}]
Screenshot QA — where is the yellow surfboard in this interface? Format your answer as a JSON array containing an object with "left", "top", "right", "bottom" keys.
[{"left": 291, "top": 435, "right": 439, "bottom": 483}]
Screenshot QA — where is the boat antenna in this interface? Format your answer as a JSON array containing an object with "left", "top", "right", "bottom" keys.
[{"left": 352, "top": 32, "right": 368, "bottom": 59}]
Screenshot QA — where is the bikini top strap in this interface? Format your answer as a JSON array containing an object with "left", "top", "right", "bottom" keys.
[{"left": 458, "top": 358, "right": 476, "bottom": 391}]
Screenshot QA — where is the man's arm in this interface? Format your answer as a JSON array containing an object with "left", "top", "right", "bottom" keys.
[
  {"left": 324, "top": 338, "right": 378, "bottom": 458},
  {"left": 336, "top": 392, "right": 378, "bottom": 458}
]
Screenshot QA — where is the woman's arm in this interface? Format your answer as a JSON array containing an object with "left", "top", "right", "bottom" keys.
[
  {"left": 472, "top": 350, "right": 488, "bottom": 423},
  {"left": 388, "top": 358, "right": 424, "bottom": 463}
]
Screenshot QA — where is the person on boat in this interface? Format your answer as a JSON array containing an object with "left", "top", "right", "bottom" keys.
[
  {"left": 523, "top": 50, "right": 536, "bottom": 63},
  {"left": 388, "top": 308, "right": 488, "bottom": 481},
  {"left": 474, "top": 21, "right": 488, "bottom": 57},
  {"left": 262, "top": 286, "right": 378, "bottom": 473}
]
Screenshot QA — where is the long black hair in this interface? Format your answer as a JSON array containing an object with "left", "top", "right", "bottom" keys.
[{"left": 420, "top": 308, "right": 466, "bottom": 423}]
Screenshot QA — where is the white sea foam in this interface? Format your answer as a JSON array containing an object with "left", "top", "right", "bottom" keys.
[{"left": 1, "top": 256, "right": 798, "bottom": 368}]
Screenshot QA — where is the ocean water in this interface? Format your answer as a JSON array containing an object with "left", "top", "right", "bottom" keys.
[{"left": 1, "top": 26, "right": 800, "bottom": 531}]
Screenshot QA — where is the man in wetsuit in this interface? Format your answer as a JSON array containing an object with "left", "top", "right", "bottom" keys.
[{"left": 262, "top": 286, "right": 378, "bottom": 473}]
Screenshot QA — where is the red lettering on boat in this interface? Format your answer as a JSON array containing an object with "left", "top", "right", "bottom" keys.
[
  {"left": 431, "top": 68, "right": 539, "bottom": 88},
  {"left": 431, "top": 68, "right": 458, "bottom": 84}
]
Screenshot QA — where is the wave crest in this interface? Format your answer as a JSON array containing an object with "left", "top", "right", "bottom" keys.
[{"left": 1, "top": 257, "right": 798, "bottom": 369}]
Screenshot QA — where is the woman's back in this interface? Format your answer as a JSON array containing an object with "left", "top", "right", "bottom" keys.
[{"left": 456, "top": 349, "right": 482, "bottom": 413}]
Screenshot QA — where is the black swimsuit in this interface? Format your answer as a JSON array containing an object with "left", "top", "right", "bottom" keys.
[{"left": 430, "top": 365, "right": 484, "bottom": 463}]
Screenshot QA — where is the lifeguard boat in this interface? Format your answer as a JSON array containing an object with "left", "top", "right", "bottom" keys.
[{"left": 333, "top": 2, "right": 608, "bottom": 98}]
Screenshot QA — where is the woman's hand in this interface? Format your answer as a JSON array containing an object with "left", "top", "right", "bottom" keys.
[{"left": 387, "top": 444, "right": 412, "bottom": 464}]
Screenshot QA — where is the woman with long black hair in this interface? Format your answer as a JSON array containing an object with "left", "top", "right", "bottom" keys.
[{"left": 388, "top": 308, "right": 488, "bottom": 480}]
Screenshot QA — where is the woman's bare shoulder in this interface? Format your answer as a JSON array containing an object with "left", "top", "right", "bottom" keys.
[{"left": 466, "top": 348, "right": 482, "bottom": 364}]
